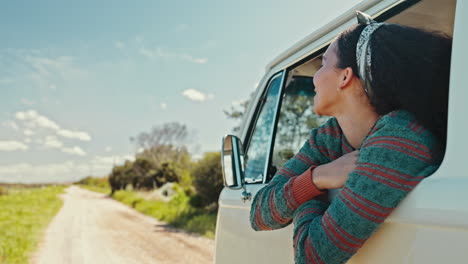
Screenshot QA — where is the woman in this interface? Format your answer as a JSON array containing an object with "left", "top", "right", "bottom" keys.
[{"left": 249, "top": 12, "right": 452, "bottom": 264}]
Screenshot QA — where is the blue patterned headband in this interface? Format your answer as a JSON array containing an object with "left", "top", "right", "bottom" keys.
[{"left": 355, "top": 11, "right": 386, "bottom": 96}]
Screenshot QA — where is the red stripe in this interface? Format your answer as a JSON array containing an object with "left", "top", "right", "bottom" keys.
[
  {"left": 309, "top": 137, "right": 317, "bottom": 147},
  {"left": 322, "top": 213, "right": 358, "bottom": 252},
  {"left": 357, "top": 165, "right": 423, "bottom": 187},
  {"left": 295, "top": 208, "right": 322, "bottom": 220},
  {"left": 341, "top": 188, "right": 390, "bottom": 219},
  {"left": 327, "top": 211, "right": 365, "bottom": 244},
  {"left": 342, "top": 140, "right": 353, "bottom": 153},
  {"left": 293, "top": 225, "right": 306, "bottom": 250},
  {"left": 304, "top": 238, "right": 315, "bottom": 263},
  {"left": 319, "top": 126, "right": 341, "bottom": 139},
  {"left": 357, "top": 162, "right": 425, "bottom": 181},
  {"left": 364, "top": 138, "right": 431, "bottom": 160},
  {"left": 355, "top": 170, "right": 412, "bottom": 192},
  {"left": 278, "top": 167, "right": 295, "bottom": 178},
  {"left": 254, "top": 197, "right": 273, "bottom": 230},
  {"left": 307, "top": 238, "right": 325, "bottom": 264},
  {"left": 338, "top": 194, "right": 385, "bottom": 223},
  {"left": 317, "top": 146, "right": 339, "bottom": 160},
  {"left": 365, "top": 136, "right": 430, "bottom": 153},
  {"left": 343, "top": 186, "right": 393, "bottom": 212},
  {"left": 296, "top": 153, "right": 315, "bottom": 166},
  {"left": 268, "top": 187, "right": 289, "bottom": 224},
  {"left": 283, "top": 181, "right": 298, "bottom": 210}
]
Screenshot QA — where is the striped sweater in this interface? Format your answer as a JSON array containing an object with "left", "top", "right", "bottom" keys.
[{"left": 249, "top": 110, "right": 441, "bottom": 264}]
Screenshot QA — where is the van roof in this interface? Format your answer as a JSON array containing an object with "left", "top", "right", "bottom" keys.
[{"left": 265, "top": 0, "right": 390, "bottom": 71}]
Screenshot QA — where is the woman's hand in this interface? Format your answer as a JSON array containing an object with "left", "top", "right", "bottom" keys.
[{"left": 313, "top": 150, "right": 359, "bottom": 190}]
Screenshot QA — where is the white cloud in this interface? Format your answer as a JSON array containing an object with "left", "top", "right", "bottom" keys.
[
  {"left": 231, "top": 99, "right": 245, "bottom": 106},
  {"left": 0, "top": 141, "right": 28, "bottom": 151},
  {"left": 180, "top": 54, "right": 208, "bottom": 64},
  {"left": 0, "top": 78, "right": 14, "bottom": 84},
  {"left": 135, "top": 35, "right": 144, "bottom": 43},
  {"left": 3, "top": 121, "right": 19, "bottom": 131},
  {"left": 44, "top": 136, "right": 64, "bottom": 149},
  {"left": 115, "top": 41, "right": 125, "bottom": 49},
  {"left": 23, "top": 129, "right": 35, "bottom": 136},
  {"left": 61, "top": 146, "right": 86, "bottom": 156},
  {"left": 93, "top": 155, "right": 134, "bottom": 166},
  {"left": 0, "top": 153, "right": 136, "bottom": 183},
  {"left": 139, "top": 47, "right": 207, "bottom": 64},
  {"left": 20, "top": 98, "right": 35, "bottom": 106},
  {"left": 16, "top": 110, "right": 60, "bottom": 130},
  {"left": 15, "top": 110, "right": 91, "bottom": 141},
  {"left": 25, "top": 138, "right": 32, "bottom": 143},
  {"left": 105, "top": 146, "right": 112, "bottom": 152},
  {"left": 175, "top": 24, "right": 189, "bottom": 32},
  {"left": 182, "top": 89, "right": 214, "bottom": 102},
  {"left": 139, "top": 47, "right": 155, "bottom": 58},
  {"left": 0, "top": 161, "right": 79, "bottom": 183},
  {"left": 160, "top": 103, "right": 167, "bottom": 110},
  {"left": 57, "top": 129, "right": 91, "bottom": 141},
  {"left": 24, "top": 55, "right": 87, "bottom": 91}
]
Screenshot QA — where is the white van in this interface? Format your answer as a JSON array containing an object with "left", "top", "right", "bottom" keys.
[{"left": 215, "top": 0, "right": 468, "bottom": 263}]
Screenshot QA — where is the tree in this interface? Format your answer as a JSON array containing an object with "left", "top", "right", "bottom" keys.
[
  {"left": 109, "top": 160, "right": 134, "bottom": 195},
  {"left": 131, "top": 158, "right": 156, "bottom": 189},
  {"left": 130, "top": 122, "right": 188, "bottom": 152},
  {"left": 224, "top": 95, "right": 252, "bottom": 133},
  {"left": 131, "top": 122, "right": 191, "bottom": 169},
  {"left": 191, "top": 152, "right": 223, "bottom": 207}
]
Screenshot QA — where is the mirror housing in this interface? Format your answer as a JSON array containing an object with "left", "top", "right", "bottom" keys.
[{"left": 221, "top": 135, "right": 245, "bottom": 190}]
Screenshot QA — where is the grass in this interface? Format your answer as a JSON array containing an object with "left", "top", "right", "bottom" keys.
[
  {"left": 0, "top": 185, "right": 65, "bottom": 264},
  {"left": 113, "top": 188, "right": 217, "bottom": 239}
]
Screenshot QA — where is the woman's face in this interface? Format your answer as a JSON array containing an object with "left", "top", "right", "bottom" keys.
[{"left": 313, "top": 40, "right": 344, "bottom": 116}]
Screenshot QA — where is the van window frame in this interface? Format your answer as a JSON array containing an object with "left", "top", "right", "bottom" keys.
[{"left": 243, "top": 70, "right": 285, "bottom": 184}]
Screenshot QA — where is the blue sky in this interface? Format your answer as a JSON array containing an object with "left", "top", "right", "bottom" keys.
[{"left": 0, "top": 0, "right": 359, "bottom": 183}]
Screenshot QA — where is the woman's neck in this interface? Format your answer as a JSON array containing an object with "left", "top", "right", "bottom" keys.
[{"left": 335, "top": 106, "right": 380, "bottom": 149}]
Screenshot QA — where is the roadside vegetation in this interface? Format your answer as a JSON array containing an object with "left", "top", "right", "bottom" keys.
[
  {"left": 76, "top": 122, "right": 223, "bottom": 239},
  {"left": 0, "top": 185, "right": 64, "bottom": 264}
]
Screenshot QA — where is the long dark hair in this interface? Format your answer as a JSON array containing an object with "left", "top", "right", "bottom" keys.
[{"left": 336, "top": 23, "right": 452, "bottom": 153}]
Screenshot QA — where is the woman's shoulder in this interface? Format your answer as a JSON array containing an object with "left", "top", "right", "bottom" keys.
[
  {"left": 368, "top": 109, "right": 439, "bottom": 149},
  {"left": 310, "top": 117, "right": 342, "bottom": 139}
]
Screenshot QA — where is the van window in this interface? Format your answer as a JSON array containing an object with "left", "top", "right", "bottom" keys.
[
  {"left": 244, "top": 72, "right": 283, "bottom": 183},
  {"left": 270, "top": 57, "right": 328, "bottom": 177}
]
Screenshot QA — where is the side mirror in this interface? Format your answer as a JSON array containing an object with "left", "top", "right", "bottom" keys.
[{"left": 221, "top": 135, "right": 245, "bottom": 190}]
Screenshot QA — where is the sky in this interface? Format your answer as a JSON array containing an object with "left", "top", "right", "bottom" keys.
[{"left": 0, "top": 0, "right": 359, "bottom": 183}]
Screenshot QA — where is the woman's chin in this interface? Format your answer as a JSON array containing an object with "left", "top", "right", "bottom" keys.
[{"left": 313, "top": 104, "right": 322, "bottom": 115}]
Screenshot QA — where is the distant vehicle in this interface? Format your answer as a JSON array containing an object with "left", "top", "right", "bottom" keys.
[{"left": 214, "top": 0, "right": 468, "bottom": 263}]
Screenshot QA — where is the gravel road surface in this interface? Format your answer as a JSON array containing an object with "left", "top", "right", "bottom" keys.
[{"left": 32, "top": 186, "right": 214, "bottom": 264}]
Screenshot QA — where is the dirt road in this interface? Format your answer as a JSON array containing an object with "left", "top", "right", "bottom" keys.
[{"left": 32, "top": 186, "right": 214, "bottom": 264}]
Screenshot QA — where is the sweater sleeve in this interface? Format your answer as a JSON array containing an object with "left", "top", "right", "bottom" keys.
[
  {"left": 291, "top": 125, "right": 440, "bottom": 264},
  {"left": 250, "top": 118, "right": 342, "bottom": 231}
]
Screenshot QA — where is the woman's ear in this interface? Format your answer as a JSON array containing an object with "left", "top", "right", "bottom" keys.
[{"left": 339, "top": 67, "right": 354, "bottom": 89}]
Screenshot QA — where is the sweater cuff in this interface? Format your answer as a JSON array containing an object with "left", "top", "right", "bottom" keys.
[{"left": 290, "top": 167, "right": 324, "bottom": 206}]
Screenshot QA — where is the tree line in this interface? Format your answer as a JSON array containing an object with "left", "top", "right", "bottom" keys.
[{"left": 79, "top": 122, "right": 224, "bottom": 208}]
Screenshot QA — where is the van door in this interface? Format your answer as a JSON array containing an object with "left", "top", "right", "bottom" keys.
[{"left": 215, "top": 71, "right": 298, "bottom": 264}]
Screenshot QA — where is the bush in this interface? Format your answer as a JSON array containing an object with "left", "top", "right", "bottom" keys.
[
  {"left": 191, "top": 152, "right": 223, "bottom": 207},
  {"left": 0, "top": 186, "right": 7, "bottom": 196}
]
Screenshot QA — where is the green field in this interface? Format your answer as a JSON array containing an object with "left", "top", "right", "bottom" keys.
[{"left": 0, "top": 185, "right": 65, "bottom": 264}]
